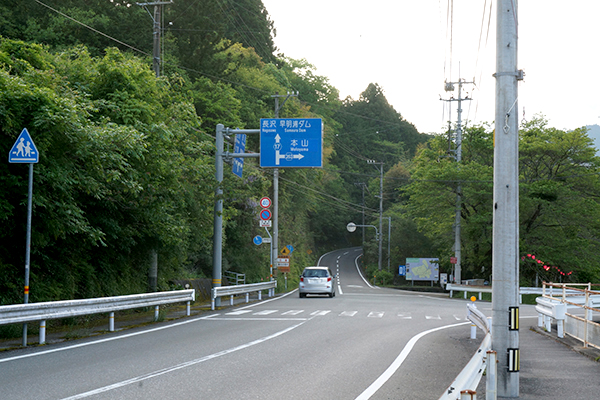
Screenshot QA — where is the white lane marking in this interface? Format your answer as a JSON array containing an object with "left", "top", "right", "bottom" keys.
[
  {"left": 453, "top": 314, "right": 466, "bottom": 321},
  {"left": 226, "top": 310, "right": 253, "bottom": 315},
  {"left": 0, "top": 314, "right": 221, "bottom": 364},
  {"left": 347, "top": 285, "right": 364, "bottom": 288},
  {"left": 368, "top": 311, "right": 385, "bottom": 318},
  {"left": 253, "top": 310, "right": 278, "bottom": 315},
  {"left": 398, "top": 313, "right": 412, "bottom": 319},
  {"left": 281, "top": 310, "right": 304, "bottom": 315},
  {"left": 59, "top": 319, "right": 310, "bottom": 400},
  {"left": 355, "top": 254, "right": 376, "bottom": 289},
  {"left": 208, "top": 317, "right": 306, "bottom": 322},
  {"left": 426, "top": 315, "right": 442, "bottom": 320},
  {"left": 340, "top": 311, "right": 358, "bottom": 317},
  {"left": 310, "top": 310, "right": 331, "bottom": 316},
  {"left": 355, "top": 322, "right": 470, "bottom": 400}
]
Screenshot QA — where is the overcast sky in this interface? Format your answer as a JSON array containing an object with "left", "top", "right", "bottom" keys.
[{"left": 261, "top": 1, "right": 600, "bottom": 134}]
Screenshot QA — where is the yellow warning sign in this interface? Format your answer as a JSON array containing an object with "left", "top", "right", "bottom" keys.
[{"left": 280, "top": 246, "right": 290, "bottom": 256}]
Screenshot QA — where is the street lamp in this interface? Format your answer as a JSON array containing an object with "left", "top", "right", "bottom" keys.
[
  {"left": 347, "top": 222, "right": 380, "bottom": 270},
  {"left": 367, "top": 160, "right": 384, "bottom": 270}
]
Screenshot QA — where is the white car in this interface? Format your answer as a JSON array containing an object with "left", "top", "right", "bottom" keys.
[{"left": 299, "top": 266, "right": 336, "bottom": 298}]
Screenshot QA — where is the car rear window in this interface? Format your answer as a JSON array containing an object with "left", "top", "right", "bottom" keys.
[{"left": 304, "top": 269, "right": 328, "bottom": 277}]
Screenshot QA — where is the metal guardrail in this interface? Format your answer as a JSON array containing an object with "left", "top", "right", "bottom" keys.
[
  {"left": 446, "top": 283, "right": 580, "bottom": 303},
  {"left": 211, "top": 281, "right": 277, "bottom": 310},
  {"left": 536, "top": 296, "right": 567, "bottom": 337},
  {"left": 439, "top": 303, "right": 494, "bottom": 400},
  {"left": 0, "top": 289, "right": 195, "bottom": 345}
]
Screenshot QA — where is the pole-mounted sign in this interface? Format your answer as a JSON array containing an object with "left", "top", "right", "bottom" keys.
[
  {"left": 9, "top": 128, "right": 39, "bottom": 163},
  {"left": 260, "top": 118, "right": 323, "bottom": 168},
  {"left": 9, "top": 128, "right": 39, "bottom": 347}
]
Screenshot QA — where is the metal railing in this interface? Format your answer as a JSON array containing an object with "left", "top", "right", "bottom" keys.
[
  {"left": 541, "top": 282, "right": 600, "bottom": 349},
  {"left": 223, "top": 270, "right": 246, "bottom": 285},
  {"left": 446, "top": 283, "right": 580, "bottom": 303},
  {"left": 211, "top": 281, "right": 277, "bottom": 310},
  {"left": 0, "top": 289, "right": 195, "bottom": 345},
  {"left": 439, "top": 303, "right": 494, "bottom": 400}
]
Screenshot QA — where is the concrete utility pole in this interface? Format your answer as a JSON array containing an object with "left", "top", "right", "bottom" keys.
[
  {"left": 442, "top": 78, "right": 474, "bottom": 285},
  {"left": 367, "top": 160, "right": 384, "bottom": 271},
  {"left": 492, "top": 0, "right": 524, "bottom": 397},
  {"left": 354, "top": 182, "right": 367, "bottom": 244},
  {"left": 271, "top": 92, "right": 298, "bottom": 276},
  {"left": 137, "top": 1, "right": 173, "bottom": 77}
]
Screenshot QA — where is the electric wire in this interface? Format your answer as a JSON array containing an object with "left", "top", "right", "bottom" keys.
[{"left": 34, "top": 0, "right": 151, "bottom": 58}]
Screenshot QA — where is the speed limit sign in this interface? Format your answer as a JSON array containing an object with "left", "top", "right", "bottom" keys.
[{"left": 259, "top": 196, "right": 272, "bottom": 208}]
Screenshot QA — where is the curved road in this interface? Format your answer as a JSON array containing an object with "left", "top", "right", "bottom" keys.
[{"left": 0, "top": 248, "right": 484, "bottom": 399}]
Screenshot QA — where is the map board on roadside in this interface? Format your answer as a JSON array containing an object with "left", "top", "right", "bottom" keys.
[{"left": 405, "top": 258, "right": 439, "bottom": 281}]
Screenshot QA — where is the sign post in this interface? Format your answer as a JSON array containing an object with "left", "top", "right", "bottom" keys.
[{"left": 9, "top": 128, "right": 39, "bottom": 347}]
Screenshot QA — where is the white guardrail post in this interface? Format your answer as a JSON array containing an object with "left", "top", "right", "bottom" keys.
[{"left": 0, "top": 289, "right": 195, "bottom": 345}]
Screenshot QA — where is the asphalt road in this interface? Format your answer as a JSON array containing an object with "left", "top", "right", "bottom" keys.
[{"left": 0, "top": 248, "right": 483, "bottom": 399}]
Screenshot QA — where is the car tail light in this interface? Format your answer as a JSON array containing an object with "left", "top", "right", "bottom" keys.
[
  {"left": 327, "top": 277, "right": 332, "bottom": 282},
  {"left": 300, "top": 276, "right": 304, "bottom": 282}
]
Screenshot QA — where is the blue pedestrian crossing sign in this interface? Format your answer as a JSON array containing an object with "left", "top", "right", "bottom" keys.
[{"left": 9, "top": 128, "right": 39, "bottom": 163}]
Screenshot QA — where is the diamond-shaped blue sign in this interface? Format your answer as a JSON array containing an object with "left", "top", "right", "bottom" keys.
[
  {"left": 9, "top": 128, "right": 39, "bottom": 163},
  {"left": 260, "top": 118, "right": 322, "bottom": 168}
]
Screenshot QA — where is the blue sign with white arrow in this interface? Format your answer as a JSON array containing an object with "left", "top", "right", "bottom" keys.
[
  {"left": 260, "top": 118, "right": 322, "bottom": 168},
  {"left": 9, "top": 128, "right": 39, "bottom": 163},
  {"left": 232, "top": 133, "right": 246, "bottom": 178},
  {"left": 253, "top": 235, "right": 263, "bottom": 245}
]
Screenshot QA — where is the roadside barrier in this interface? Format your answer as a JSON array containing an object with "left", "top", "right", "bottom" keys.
[
  {"left": 539, "top": 282, "right": 600, "bottom": 349},
  {"left": 211, "top": 281, "right": 277, "bottom": 310},
  {"left": 0, "top": 289, "right": 195, "bottom": 345},
  {"left": 439, "top": 302, "right": 494, "bottom": 400}
]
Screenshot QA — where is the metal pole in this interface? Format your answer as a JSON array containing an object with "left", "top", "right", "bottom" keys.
[
  {"left": 152, "top": 5, "right": 161, "bottom": 78},
  {"left": 455, "top": 80, "right": 463, "bottom": 285},
  {"left": 22, "top": 163, "right": 33, "bottom": 347},
  {"left": 270, "top": 91, "right": 297, "bottom": 285},
  {"left": 212, "top": 124, "right": 224, "bottom": 307},
  {"left": 273, "top": 95, "right": 279, "bottom": 286},
  {"left": 378, "top": 163, "right": 383, "bottom": 271},
  {"left": 386, "top": 217, "right": 391, "bottom": 272},
  {"left": 492, "top": 0, "right": 520, "bottom": 396}
]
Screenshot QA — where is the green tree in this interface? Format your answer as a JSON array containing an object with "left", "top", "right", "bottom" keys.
[{"left": 403, "top": 118, "right": 600, "bottom": 284}]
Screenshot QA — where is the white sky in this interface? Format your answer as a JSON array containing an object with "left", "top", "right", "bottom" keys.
[{"left": 261, "top": 1, "right": 600, "bottom": 134}]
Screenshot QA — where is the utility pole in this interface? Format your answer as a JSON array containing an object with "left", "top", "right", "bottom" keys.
[
  {"left": 137, "top": 1, "right": 172, "bottom": 77},
  {"left": 354, "top": 182, "right": 367, "bottom": 244},
  {"left": 271, "top": 91, "right": 298, "bottom": 279},
  {"left": 442, "top": 78, "right": 474, "bottom": 285},
  {"left": 367, "top": 160, "right": 384, "bottom": 271},
  {"left": 492, "top": 0, "right": 523, "bottom": 397}
]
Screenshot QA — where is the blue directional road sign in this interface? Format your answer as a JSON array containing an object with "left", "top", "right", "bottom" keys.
[
  {"left": 232, "top": 133, "right": 246, "bottom": 178},
  {"left": 260, "top": 118, "right": 322, "bottom": 168},
  {"left": 9, "top": 128, "right": 39, "bottom": 163},
  {"left": 253, "top": 235, "right": 263, "bottom": 245}
]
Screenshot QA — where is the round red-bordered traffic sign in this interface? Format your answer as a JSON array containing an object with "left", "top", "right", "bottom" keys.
[
  {"left": 260, "top": 209, "right": 272, "bottom": 220},
  {"left": 259, "top": 196, "right": 272, "bottom": 208}
]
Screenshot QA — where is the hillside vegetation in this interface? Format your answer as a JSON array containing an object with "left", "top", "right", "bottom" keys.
[{"left": 1, "top": 1, "right": 599, "bottom": 304}]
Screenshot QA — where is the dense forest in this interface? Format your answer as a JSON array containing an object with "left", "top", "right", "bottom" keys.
[{"left": 1, "top": 0, "right": 599, "bottom": 305}]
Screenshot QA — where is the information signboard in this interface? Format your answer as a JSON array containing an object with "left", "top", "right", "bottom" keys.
[
  {"left": 260, "top": 118, "right": 323, "bottom": 168},
  {"left": 405, "top": 258, "right": 439, "bottom": 281}
]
